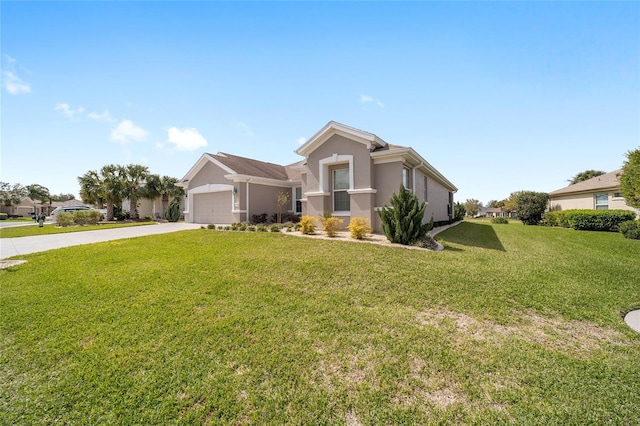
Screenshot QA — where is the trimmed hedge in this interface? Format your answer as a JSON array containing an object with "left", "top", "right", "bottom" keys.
[{"left": 544, "top": 209, "right": 636, "bottom": 232}]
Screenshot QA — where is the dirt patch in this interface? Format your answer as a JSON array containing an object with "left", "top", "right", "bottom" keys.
[
  {"left": 416, "top": 308, "right": 631, "bottom": 357},
  {"left": 0, "top": 260, "right": 27, "bottom": 269}
]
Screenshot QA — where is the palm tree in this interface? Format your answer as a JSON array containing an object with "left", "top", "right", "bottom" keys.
[
  {"left": 121, "top": 164, "right": 150, "bottom": 220},
  {"left": 78, "top": 165, "right": 125, "bottom": 221},
  {"left": 26, "top": 184, "right": 50, "bottom": 215},
  {"left": 145, "top": 174, "right": 184, "bottom": 218}
]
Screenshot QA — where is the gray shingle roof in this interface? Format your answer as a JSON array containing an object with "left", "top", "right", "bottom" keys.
[
  {"left": 211, "top": 152, "right": 301, "bottom": 182},
  {"left": 549, "top": 170, "right": 621, "bottom": 196}
]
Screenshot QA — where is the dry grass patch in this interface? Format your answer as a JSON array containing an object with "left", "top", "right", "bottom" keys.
[{"left": 416, "top": 308, "right": 631, "bottom": 359}]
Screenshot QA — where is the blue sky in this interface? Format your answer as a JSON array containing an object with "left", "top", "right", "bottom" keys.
[{"left": 2, "top": 1, "right": 639, "bottom": 204}]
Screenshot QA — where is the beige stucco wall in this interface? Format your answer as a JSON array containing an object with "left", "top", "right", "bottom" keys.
[
  {"left": 550, "top": 191, "right": 639, "bottom": 217},
  {"left": 247, "top": 183, "right": 290, "bottom": 221},
  {"left": 305, "top": 134, "right": 373, "bottom": 192},
  {"left": 189, "top": 161, "right": 230, "bottom": 189}
]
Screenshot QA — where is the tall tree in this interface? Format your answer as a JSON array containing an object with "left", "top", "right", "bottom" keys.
[
  {"left": 463, "top": 199, "right": 483, "bottom": 217},
  {"left": 502, "top": 192, "right": 520, "bottom": 213},
  {"left": 145, "top": 174, "right": 184, "bottom": 217},
  {"left": 121, "top": 164, "right": 150, "bottom": 219},
  {"left": 487, "top": 199, "right": 505, "bottom": 208},
  {"left": 0, "top": 182, "right": 27, "bottom": 211},
  {"left": 568, "top": 170, "right": 605, "bottom": 185},
  {"left": 78, "top": 165, "right": 125, "bottom": 221},
  {"left": 26, "top": 184, "right": 51, "bottom": 214},
  {"left": 620, "top": 148, "right": 640, "bottom": 209}
]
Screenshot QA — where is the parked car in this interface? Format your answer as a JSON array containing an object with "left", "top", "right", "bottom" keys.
[{"left": 49, "top": 205, "right": 92, "bottom": 223}]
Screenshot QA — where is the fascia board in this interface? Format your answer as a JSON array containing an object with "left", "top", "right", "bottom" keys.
[
  {"left": 296, "top": 121, "right": 387, "bottom": 157},
  {"left": 226, "top": 174, "right": 300, "bottom": 187},
  {"left": 181, "top": 153, "right": 235, "bottom": 184}
]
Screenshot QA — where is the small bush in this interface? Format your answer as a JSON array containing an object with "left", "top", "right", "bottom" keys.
[
  {"left": 57, "top": 212, "right": 74, "bottom": 227},
  {"left": 322, "top": 216, "right": 344, "bottom": 237},
  {"left": 165, "top": 198, "right": 181, "bottom": 222},
  {"left": 491, "top": 217, "right": 509, "bottom": 224},
  {"left": 224, "top": 226, "right": 230, "bottom": 231},
  {"left": 270, "top": 224, "right": 282, "bottom": 232},
  {"left": 86, "top": 210, "right": 101, "bottom": 225},
  {"left": 619, "top": 220, "right": 640, "bottom": 240},
  {"left": 144, "top": 215, "right": 153, "bottom": 220},
  {"left": 347, "top": 217, "right": 372, "bottom": 239},
  {"left": 252, "top": 213, "right": 268, "bottom": 224},
  {"left": 298, "top": 215, "right": 316, "bottom": 234},
  {"left": 0, "top": 213, "right": 7, "bottom": 220},
  {"left": 207, "top": 224, "right": 216, "bottom": 229},
  {"left": 257, "top": 225, "right": 268, "bottom": 232},
  {"left": 73, "top": 210, "right": 89, "bottom": 226}
]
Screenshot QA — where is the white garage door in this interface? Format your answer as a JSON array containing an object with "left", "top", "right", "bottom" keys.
[{"left": 193, "top": 192, "right": 233, "bottom": 224}]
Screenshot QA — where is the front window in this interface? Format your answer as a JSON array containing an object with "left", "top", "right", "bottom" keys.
[
  {"left": 333, "top": 168, "right": 350, "bottom": 212},
  {"left": 402, "top": 167, "right": 412, "bottom": 190},
  {"left": 295, "top": 187, "right": 302, "bottom": 213},
  {"left": 595, "top": 193, "right": 608, "bottom": 210},
  {"left": 423, "top": 176, "right": 428, "bottom": 202}
]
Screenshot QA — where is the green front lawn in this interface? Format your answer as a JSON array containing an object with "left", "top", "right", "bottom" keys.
[
  {"left": 0, "top": 221, "right": 156, "bottom": 238},
  {"left": 2, "top": 222, "right": 639, "bottom": 424}
]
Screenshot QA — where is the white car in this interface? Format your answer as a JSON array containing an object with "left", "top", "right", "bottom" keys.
[{"left": 49, "top": 205, "right": 92, "bottom": 223}]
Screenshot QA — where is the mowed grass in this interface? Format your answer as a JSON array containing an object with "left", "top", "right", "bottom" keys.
[
  {"left": 1, "top": 222, "right": 639, "bottom": 424},
  {"left": 0, "top": 221, "right": 156, "bottom": 238}
]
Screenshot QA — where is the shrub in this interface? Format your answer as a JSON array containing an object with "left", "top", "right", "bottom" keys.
[
  {"left": 619, "top": 220, "right": 640, "bottom": 240},
  {"left": 378, "top": 185, "right": 429, "bottom": 245},
  {"left": 86, "top": 210, "right": 101, "bottom": 225},
  {"left": 73, "top": 210, "right": 88, "bottom": 226},
  {"left": 224, "top": 226, "right": 231, "bottom": 231},
  {"left": 515, "top": 191, "right": 549, "bottom": 225},
  {"left": 144, "top": 215, "right": 153, "bottom": 220},
  {"left": 298, "top": 215, "right": 316, "bottom": 234},
  {"left": 0, "top": 213, "right": 7, "bottom": 220},
  {"left": 347, "top": 217, "right": 372, "bottom": 239},
  {"left": 238, "top": 223, "right": 248, "bottom": 231},
  {"left": 165, "top": 198, "right": 181, "bottom": 222},
  {"left": 270, "top": 224, "right": 282, "bottom": 232},
  {"left": 247, "top": 225, "right": 256, "bottom": 232},
  {"left": 207, "top": 224, "right": 216, "bottom": 229},
  {"left": 57, "top": 211, "right": 74, "bottom": 227},
  {"left": 252, "top": 213, "right": 268, "bottom": 224},
  {"left": 565, "top": 210, "right": 636, "bottom": 232},
  {"left": 322, "top": 216, "right": 344, "bottom": 237},
  {"left": 491, "top": 217, "right": 509, "bottom": 224},
  {"left": 257, "top": 225, "right": 268, "bottom": 232},
  {"left": 454, "top": 202, "right": 466, "bottom": 221}
]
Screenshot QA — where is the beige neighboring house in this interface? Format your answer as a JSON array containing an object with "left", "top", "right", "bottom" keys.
[
  {"left": 549, "top": 170, "right": 639, "bottom": 217},
  {"left": 486, "top": 207, "right": 513, "bottom": 218},
  {"left": 1, "top": 198, "right": 84, "bottom": 217},
  {"left": 180, "top": 121, "right": 457, "bottom": 232},
  {"left": 122, "top": 197, "right": 185, "bottom": 220}
]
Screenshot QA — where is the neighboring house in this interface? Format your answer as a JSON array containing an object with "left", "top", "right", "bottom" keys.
[
  {"left": 1, "top": 198, "right": 83, "bottom": 217},
  {"left": 485, "top": 207, "right": 513, "bottom": 218},
  {"left": 549, "top": 169, "right": 639, "bottom": 217},
  {"left": 180, "top": 121, "right": 457, "bottom": 232},
  {"left": 123, "top": 197, "right": 185, "bottom": 220}
]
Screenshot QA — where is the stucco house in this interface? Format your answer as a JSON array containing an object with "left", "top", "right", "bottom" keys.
[
  {"left": 180, "top": 121, "right": 457, "bottom": 232},
  {"left": 549, "top": 169, "right": 639, "bottom": 217}
]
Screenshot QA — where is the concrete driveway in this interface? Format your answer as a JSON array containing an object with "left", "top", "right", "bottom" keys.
[{"left": 0, "top": 222, "right": 202, "bottom": 259}]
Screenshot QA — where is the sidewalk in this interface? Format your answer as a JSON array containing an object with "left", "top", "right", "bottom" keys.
[{"left": 0, "top": 222, "right": 202, "bottom": 259}]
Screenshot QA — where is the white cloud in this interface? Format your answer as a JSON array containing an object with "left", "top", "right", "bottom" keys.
[
  {"left": 297, "top": 136, "right": 308, "bottom": 145},
  {"left": 3, "top": 55, "right": 31, "bottom": 95},
  {"left": 360, "top": 94, "right": 384, "bottom": 108},
  {"left": 55, "top": 103, "right": 85, "bottom": 120},
  {"left": 234, "top": 121, "right": 255, "bottom": 137},
  {"left": 4, "top": 71, "right": 31, "bottom": 95},
  {"left": 88, "top": 109, "right": 116, "bottom": 122},
  {"left": 111, "top": 119, "right": 148, "bottom": 143},
  {"left": 167, "top": 127, "right": 207, "bottom": 151}
]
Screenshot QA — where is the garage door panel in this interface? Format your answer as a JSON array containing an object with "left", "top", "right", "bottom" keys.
[{"left": 193, "top": 192, "right": 233, "bottom": 224}]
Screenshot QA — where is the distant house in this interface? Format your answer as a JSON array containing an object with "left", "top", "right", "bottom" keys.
[
  {"left": 1, "top": 198, "right": 84, "bottom": 217},
  {"left": 549, "top": 170, "right": 639, "bottom": 217},
  {"left": 485, "top": 207, "right": 513, "bottom": 218},
  {"left": 180, "top": 121, "right": 458, "bottom": 232}
]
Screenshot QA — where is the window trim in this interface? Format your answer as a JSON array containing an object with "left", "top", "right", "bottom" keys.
[
  {"left": 332, "top": 167, "right": 350, "bottom": 213},
  {"left": 594, "top": 192, "right": 609, "bottom": 210}
]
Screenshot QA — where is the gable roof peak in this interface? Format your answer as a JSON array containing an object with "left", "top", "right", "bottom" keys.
[{"left": 296, "top": 121, "right": 388, "bottom": 157}]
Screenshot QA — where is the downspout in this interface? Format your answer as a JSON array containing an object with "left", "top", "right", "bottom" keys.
[{"left": 246, "top": 181, "right": 250, "bottom": 223}]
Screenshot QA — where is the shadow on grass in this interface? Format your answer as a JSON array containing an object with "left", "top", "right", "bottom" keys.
[{"left": 438, "top": 222, "right": 506, "bottom": 252}]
